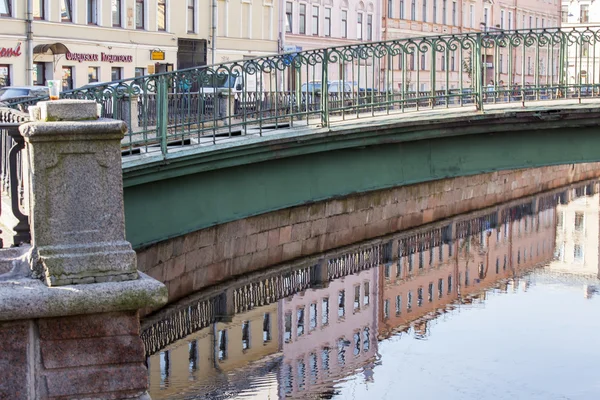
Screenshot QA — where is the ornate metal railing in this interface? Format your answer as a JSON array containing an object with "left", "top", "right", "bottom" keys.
[
  {"left": 7, "top": 27, "right": 600, "bottom": 159},
  {"left": 0, "top": 107, "right": 31, "bottom": 247}
]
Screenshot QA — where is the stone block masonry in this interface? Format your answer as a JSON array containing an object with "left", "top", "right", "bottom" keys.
[{"left": 137, "top": 163, "right": 600, "bottom": 304}]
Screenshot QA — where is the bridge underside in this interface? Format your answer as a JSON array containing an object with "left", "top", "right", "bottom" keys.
[{"left": 123, "top": 101, "right": 600, "bottom": 249}]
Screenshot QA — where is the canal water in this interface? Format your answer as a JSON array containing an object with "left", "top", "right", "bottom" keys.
[{"left": 142, "top": 182, "right": 600, "bottom": 399}]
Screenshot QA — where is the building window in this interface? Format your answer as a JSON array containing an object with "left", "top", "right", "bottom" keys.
[
  {"left": 420, "top": 53, "right": 425, "bottom": 70},
  {"left": 186, "top": 0, "right": 195, "bottom": 32},
  {"left": 88, "top": 0, "right": 97, "bottom": 24},
  {"left": 111, "top": 67, "right": 122, "bottom": 81},
  {"left": 309, "top": 303, "right": 317, "bottom": 330},
  {"left": 0, "top": 0, "right": 11, "bottom": 17},
  {"left": 158, "top": 0, "right": 166, "bottom": 31},
  {"left": 367, "top": 14, "right": 372, "bottom": 40},
  {"left": 499, "top": 53, "right": 503, "bottom": 73},
  {"left": 341, "top": 10, "right": 347, "bottom": 38},
  {"left": 483, "top": 7, "right": 488, "bottom": 30},
  {"left": 411, "top": 0, "right": 415, "bottom": 20},
  {"left": 136, "top": 0, "right": 145, "bottom": 29},
  {"left": 581, "top": 5, "right": 589, "bottom": 23},
  {"left": 388, "top": 0, "right": 393, "bottom": 18},
  {"left": 284, "top": 312, "right": 292, "bottom": 342},
  {"left": 441, "top": 55, "right": 446, "bottom": 70},
  {"left": 285, "top": 2, "right": 292, "bottom": 32},
  {"left": 529, "top": 16, "right": 532, "bottom": 29},
  {"left": 61, "top": 0, "right": 72, "bottom": 22},
  {"left": 428, "top": 282, "right": 433, "bottom": 302},
  {"left": 357, "top": 13, "right": 363, "bottom": 40},
  {"left": 324, "top": 8, "right": 331, "bottom": 36},
  {"left": 450, "top": 52, "right": 455, "bottom": 71},
  {"left": 400, "top": 0, "right": 404, "bottom": 19},
  {"left": 442, "top": 0, "right": 446, "bottom": 24},
  {"left": 299, "top": 4, "right": 306, "bottom": 34},
  {"left": 135, "top": 67, "right": 145, "bottom": 77},
  {"left": 469, "top": 5, "right": 474, "bottom": 28},
  {"left": 88, "top": 67, "right": 99, "bottom": 83},
  {"left": 422, "top": 0, "right": 427, "bottom": 22},
  {"left": 364, "top": 282, "right": 370, "bottom": 305},
  {"left": 0, "top": 65, "right": 10, "bottom": 87},
  {"left": 417, "top": 287, "right": 423, "bottom": 306},
  {"left": 312, "top": 6, "right": 319, "bottom": 36},
  {"left": 383, "top": 299, "right": 390, "bottom": 319},
  {"left": 297, "top": 307, "right": 305, "bottom": 336},
  {"left": 562, "top": 6, "right": 568, "bottom": 23},
  {"left": 33, "top": 63, "right": 45, "bottom": 85},
  {"left": 508, "top": 11, "right": 512, "bottom": 30},
  {"left": 433, "top": 0, "right": 437, "bottom": 23},
  {"left": 407, "top": 291, "right": 412, "bottom": 310},
  {"left": 218, "top": 330, "right": 227, "bottom": 360},
  {"left": 574, "top": 244, "right": 584, "bottom": 263},
  {"left": 112, "top": 0, "right": 122, "bottom": 27},
  {"left": 438, "top": 278, "right": 443, "bottom": 298},
  {"left": 33, "top": 0, "right": 44, "bottom": 19},
  {"left": 451, "top": 1, "right": 456, "bottom": 25},
  {"left": 353, "top": 285, "right": 360, "bottom": 311},
  {"left": 448, "top": 274, "right": 452, "bottom": 293},
  {"left": 62, "top": 66, "right": 73, "bottom": 91}
]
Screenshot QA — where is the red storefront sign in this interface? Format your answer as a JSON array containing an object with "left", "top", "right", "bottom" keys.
[
  {"left": 0, "top": 43, "right": 22, "bottom": 58},
  {"left": 66, "top": 51, "right": 133, "bottom": 63}
]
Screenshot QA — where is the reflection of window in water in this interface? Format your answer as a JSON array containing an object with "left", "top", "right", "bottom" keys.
[
  {"left": 429, "top": 247, "right": 434, "bottom": 266},
  {"left": 419, "top": 251, "right": 424, "bottom": 269},
  {"left": 448, "top": 241, "right": 453, "bottom": 257},
  {"left": 465, "top": 269, "right": 470, "bottom": 287},
  {"left": 297, "top": 359, "right": 306, "bottom": 391},
  {"left": 309, "top": 303, "right": 317, "bottom": 331},
  {"left": 364, "top": 282, "right": 370, "bottom": 305},
  {"left": 218, "top": 330, "right": 227, "bottom": 361},
  {"left": 417, "top": 288, "right": 423, "bottom": 307},
  {"left": 363, "top": 328, "right": 370, "bottom": 351},
  {"left": 517, "top": 249, "right": 521, "bottom": 265},
  {"left": 438, "top": 278, "right": 443, "bottom": 298},
  {"left": 384, "top": 264, "right": 391, "bottom": 279},
  {"left": 354, "top": 332, "right": 361, "bottom": 356},
  {"left": 160, "top": 350, "right": 170, "bottom": 387},
  {"left": 384, "top": 299, "right": 390, "bottom": 319},
  {"left": 479, "top": 263, "right": 485, "bottom": 279},
  {"left": 284, "top": 312, "right": 292, "bottom": 343},
  {"left": 354, "top": 285, "right": 361, "bottom": 311},
  {"left": 396, "top": 295, "right": 402, "bottom": 316},
  {"left": 188, "top": 340, "right": 198, "bottom": 373},
  {"left": 557, "top": 211, "right": 564, "bottom": 230},
  {"left": 322, "top": 298, "right": 329, "bottom": 325},
  {"left": 283, "top": 364, "right": 293, "bottom": 394},
  {"left": 407, "top": 291, "right": 413, "bottom": 310},
  {"left": 297, "top": 307, "right": 305, "bottom": 337},
  {"left": 428, "top": 282, "right": 433, "bottom": 302},
  {"left": 263, "top": 313, "right": 271, "bottom": 342},
  {"left": 448, "top": 275, "right": 453, "bottom": 294},
  {"left": 337, "top": 338, "right": 346, "bottom": 366},
  {"left": 309, "top": 353, "right": 318, "bottom": 384},
  {"left": 439, "top": 245, "right": 444, "bottom": 262},
  {"left": 574, "top": 244, "right": 584, "bottom": 263},
  {"left": 575, "top": 212, "right": 585, "bottom": 232},
  {"left": 242, "top": 321, "right": 250, "bottom": 351},
  {"left": 503, "top": 255, "right": 507, "bottom": 270},
  {"left": 321, "top": 347, "right": 330, "bottom": 372},
  {"left": 338, "top": 290, "right": 345, "bottom": 318}
]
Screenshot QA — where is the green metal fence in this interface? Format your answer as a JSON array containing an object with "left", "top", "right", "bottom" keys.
[{"left": 8, "top": 26, "right": 600, "bottom": 158}]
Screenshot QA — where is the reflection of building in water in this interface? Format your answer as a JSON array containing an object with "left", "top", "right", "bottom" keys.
[
  {"left": 278, "top": 264, "right": 379, "bottom": 398},
  {"left": 147, "top": 303, "right": 280, "bottom": 399},
  {"left": 549, "top": 184, "right": 599, "bottom": 278},
  {"left": 379, "top": 195, "right": 558, "bottom": 339}
]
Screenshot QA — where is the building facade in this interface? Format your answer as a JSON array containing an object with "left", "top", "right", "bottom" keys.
[
  {"left": 562, "top": 0, "right": 600, "bottom": 86},
  {"left": 0, "top": 0, "right": 279, "bottom": 89}
]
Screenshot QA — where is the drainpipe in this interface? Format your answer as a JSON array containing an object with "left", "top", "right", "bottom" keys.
[
  {"left": 211, "top": 0, "right": 217, "bottom": 65},
  {"left": 26, "top": 0, "right": 33, "bottom": 85}
]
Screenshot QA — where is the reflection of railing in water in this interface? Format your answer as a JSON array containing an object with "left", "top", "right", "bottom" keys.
[
  {"left": 233, "top": 265, "right": 313, "bottom": 314},
  {"left": 141, "top": 296, "right": 221, "bottom": 358},
  {"left": 456, "top": 211, "right": 498, "bottom": 239},
  {"left": 327, "top": 243, "right": 388, "bottom": 280}
]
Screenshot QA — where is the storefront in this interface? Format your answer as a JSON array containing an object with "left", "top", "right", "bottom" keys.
[{"left": 0, "top": 42, "right": 23, "bottom": 88}]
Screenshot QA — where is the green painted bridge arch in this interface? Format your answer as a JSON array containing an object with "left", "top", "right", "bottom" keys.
[{"left": 122, "top": 100, "right": 600, "bottom": 249}]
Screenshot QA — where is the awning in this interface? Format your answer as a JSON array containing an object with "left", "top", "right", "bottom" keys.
[{"left": 33, "top": 43, "right": 70, "bottom": 55}]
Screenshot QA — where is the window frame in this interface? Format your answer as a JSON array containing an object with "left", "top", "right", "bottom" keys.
[
  {"left": 87, "top": 0, "right": 98, "bottom": 25},
  {"left": 341, "top": 10, "right": 347, "bottom": 38},
  {"left": 357, "top": 13, "right": 363, "bottom": 40},
  {"left": 0, "top": 0, "right": 11, "bottom": 17},
  {"left": 136, "top": 0, "right": 145, "bottom": 30},
  {"left": 285, "top": 2, "right": 292, "bottom": 33},
  {"left": 112, "top": 0, "right": 122, "bottom": 27},
  {"left": 187, "top": 0, "right": 195, "bottom": 33},
  {"left": 158, "top": 0, "right": 167, "bottom": 31},
  {"left": 299, "top": 4, "right": 306, "bottom": 34},
  {"left": 312, "top": 5, "right": 319, "bottom": 36},
  {"left": 61, "top": 0, "right": 72, "bottom": 22},
  {"left": 88, "top": 66, "right": 99, "bottom": 83},
  {"left": 366, "top": 14, "right": 372, "bottom": 41},
  {"left": 33, "top": 0, "right": 45, "bottom": 20},
  {"left": 324, "top": 7, "right": 331, "bottom": 36}
]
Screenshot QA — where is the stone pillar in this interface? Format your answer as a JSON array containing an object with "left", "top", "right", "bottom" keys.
[
  {"left": 217, "top": 89, "right": 236, "bottom": 124},
  {"left": 0, "top": 100, "right": 167, "bottom": 400},
  {"left": 120, "top": 95, "right": 140, "bottom": 133}
]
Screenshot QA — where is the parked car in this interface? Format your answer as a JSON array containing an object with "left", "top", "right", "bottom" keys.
[{"left": 0, "top": 86, "right": 49, "bottom": 102}]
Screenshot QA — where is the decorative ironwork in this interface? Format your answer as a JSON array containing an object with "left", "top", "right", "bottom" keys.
[
  {"left": 327, "top": 244, "right": 385, "bottom": 280},
  {"left": 7, "top": 27, "right": 600, "bottom": 158},
  {"left": 456, "top": 212, "right": 498, "bottom": 239}
]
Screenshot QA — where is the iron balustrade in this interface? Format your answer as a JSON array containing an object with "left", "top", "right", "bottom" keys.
[{"left": 6, "top": 27, "right": 600, "bottom": 159}]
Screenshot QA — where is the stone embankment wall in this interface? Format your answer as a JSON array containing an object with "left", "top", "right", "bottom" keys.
[{"left": 137, "top": 163, "right": 600, "bottom": 304}]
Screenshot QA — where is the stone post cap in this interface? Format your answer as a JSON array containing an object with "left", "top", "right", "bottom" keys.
[{"left": 22, "top": 100, "right": 126, "bottom": 141}]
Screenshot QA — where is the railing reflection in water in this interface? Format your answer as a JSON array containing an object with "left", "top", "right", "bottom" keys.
[{"left": 143, "top": 180, "right": 597, "bottom": 399}]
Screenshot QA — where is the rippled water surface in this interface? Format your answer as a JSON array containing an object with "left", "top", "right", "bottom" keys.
[{"left": 144, "top": 183, "right": 600, "bottom": 400}]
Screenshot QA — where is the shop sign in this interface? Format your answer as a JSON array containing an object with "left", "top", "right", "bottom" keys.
[
  {"left": 150, "top": 50, "right": 165, "bottom": 61},
  {"left": 0, "top": 43, "right": 22, "bottom": 58},
  {"left": 66, "top": 51, "right": 133, "bottom": 63}
]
